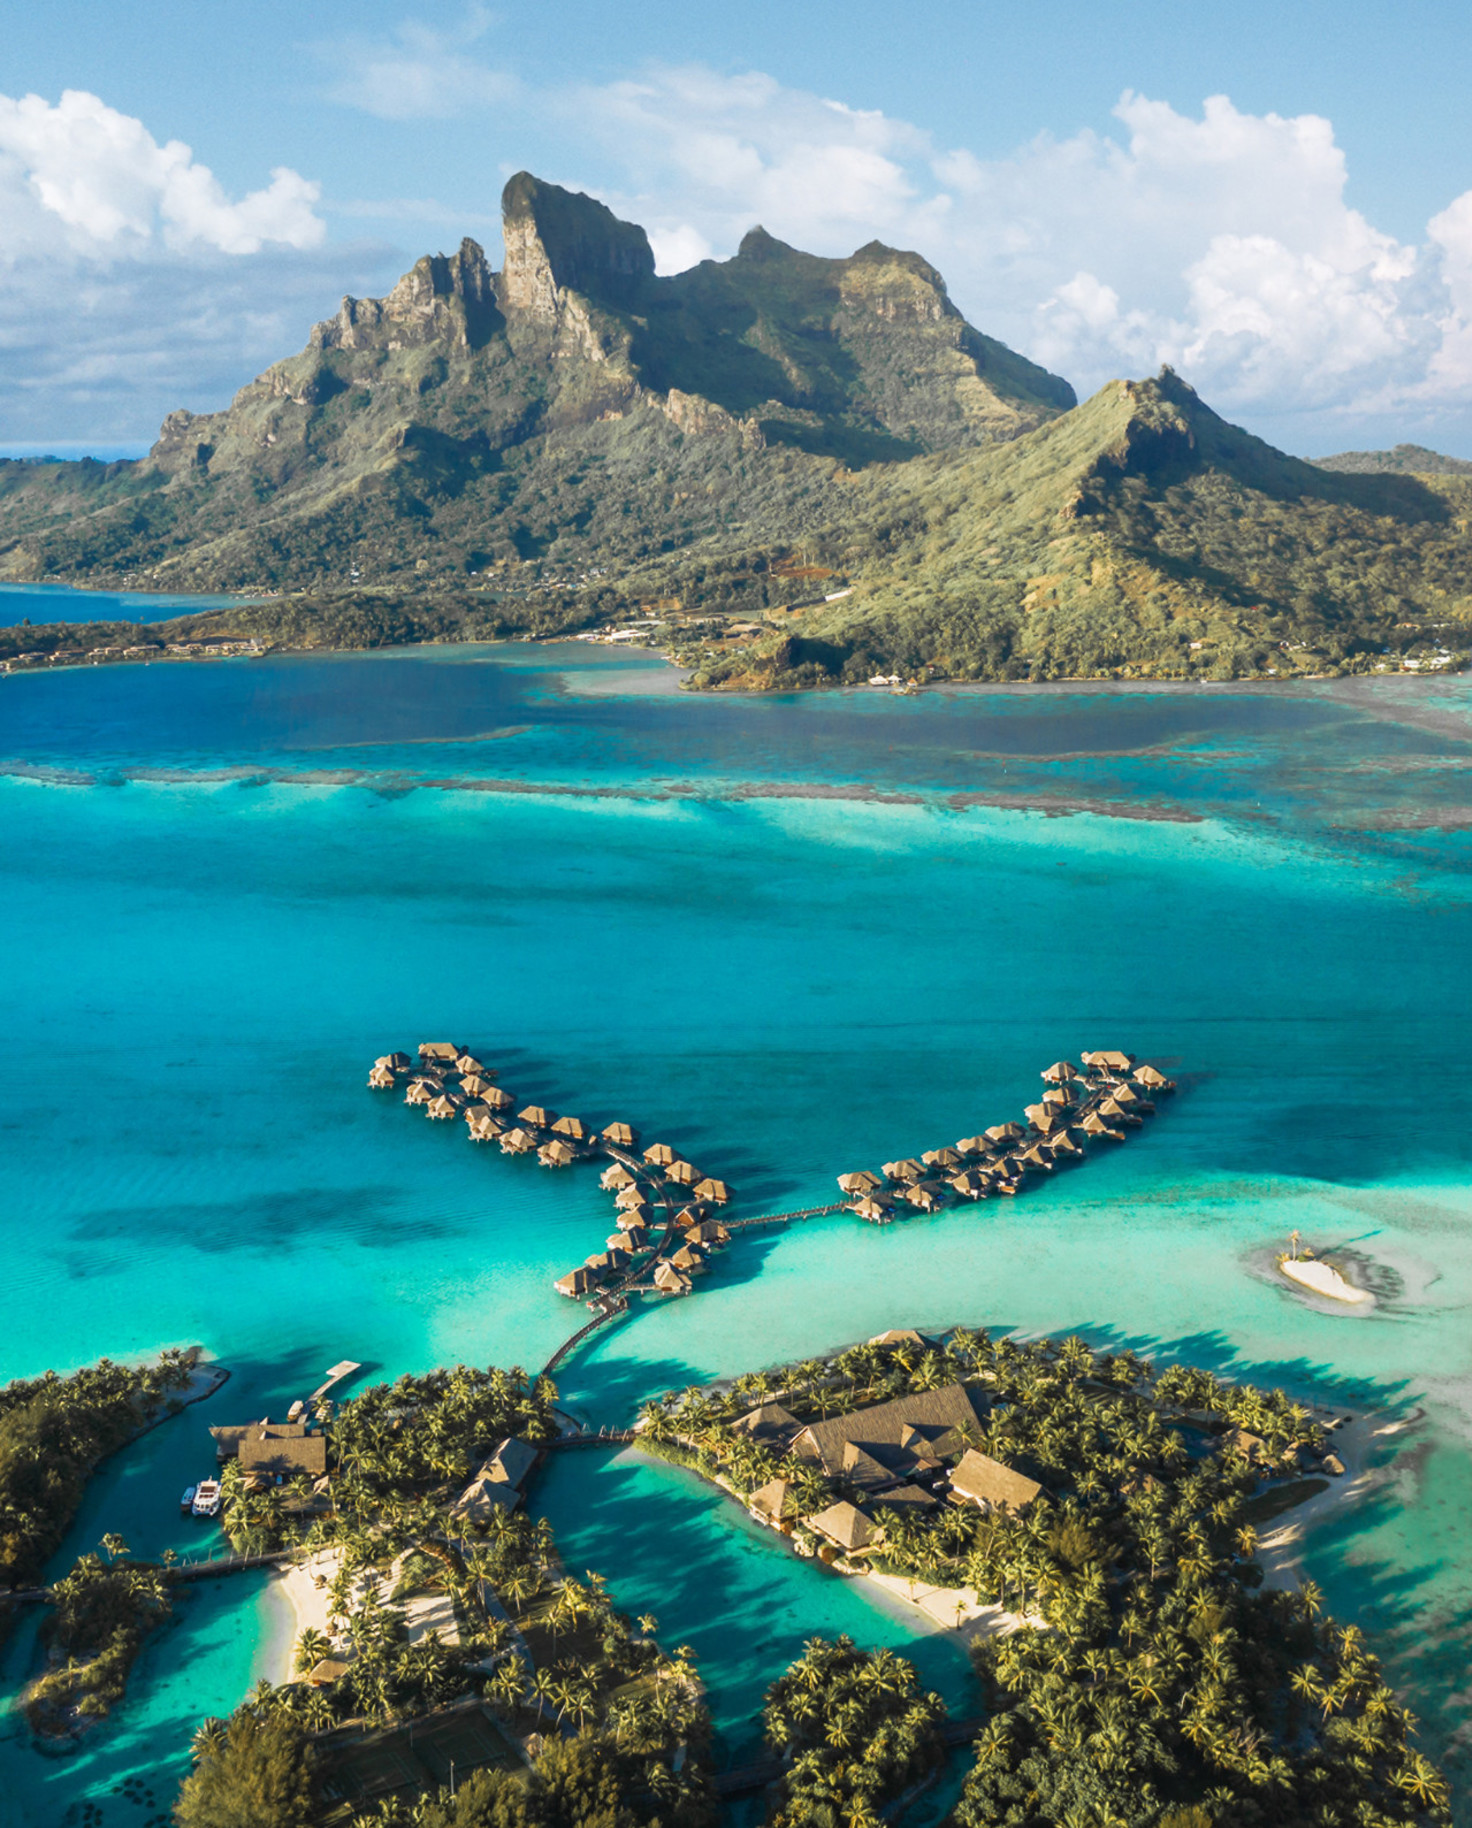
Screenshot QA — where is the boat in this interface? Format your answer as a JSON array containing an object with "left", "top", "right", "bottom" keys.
[
  {"left": 192, "top": 1479, "right": 223, "bottom": 1518},
  {"left": 180, "top": 1485, "right": 197, "bottom": 1515}
]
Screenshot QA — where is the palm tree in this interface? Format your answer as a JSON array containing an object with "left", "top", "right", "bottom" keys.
[
  {"left": 190, "top": 1717, "right": 227, "bottom": 1761},
  {"left": 294, "top": 1626, "right": 334, "bottom": 1674},
  {"left": 99, "top": 1532, "right": 129, "bottom": 1562}
]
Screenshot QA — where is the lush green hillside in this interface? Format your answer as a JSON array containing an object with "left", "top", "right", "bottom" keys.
[{"left": 1, "top": 176, "right": 1468, "bottom": 687}]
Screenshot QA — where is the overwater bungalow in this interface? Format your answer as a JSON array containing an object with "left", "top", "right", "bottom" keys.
[
  {"left": 1079, "top": 1112, "right": 1125, "bottom": 1141},
  {"left": 454, "top": 1053, "right": 489, "bottom": 1077},
  {"left": 459, "top": 1073, "right": 493, "bottom": 1098},
  {"left": 617, "top": 1224, "right": 651, "bottom": 1250},
  {"left": 922, "top": 1146, "right": 963, "bottom": 1170},
  {"left": 518, "top": 1104, "right": 554, "bottom": 1130},
  {"left": 376, "top": 1052, "right": 412, "bottom": 1073},
  {"left": 653, "top": 1262, "right": 691, "bottom": 1295},
  {"left": 685, "top": 1219, "right": 729, "bottom": 1247},
  {"left": 1049, "top": 1131, "right": 1084, "bottom": 1158},
  {"left": 1133, "top": 1064, "right": 1175, "bottom": 1091},
  {"left": 665, "top": 1160, "right": 700, "bottom": 1186},
  {"left": 465, "top": 1109, "right": 505, "bottom": 1141},
  {"left": 482, "top": 1086, "right": 515, "bottom": 1111},
  {"left": 426, "top": 1094, "right": 460, "bottom": 1120},
  {"left": 419, "top": 1042, "right": 463, "bottom": 1069},
  {"left": 1042, "top": 1087, "right": 1072, "bottom": 1108},
  {"left": 643, "top": 1143, "right": 677, "bottom": 1166},
  {"left": 904, "top": 1184, "right": 943, "bottom": 1212},
  {"left": 602, "top": 1122, "right": 639, "bottom": 1147},
  {"left": 405, "top": 1079, "right": 438, "bottom": 1105},
  {"left": 554, "top": 1266, "right": 600, "bottom": 1298},
  {"left": 673, "top": 1206, "right": 704, "bottom": 1228},
  {"left": 986, "top": 1123, "right": 1025, "bottom": 1146},
  {"left": 500, "top": 1127, "right": 538, "bottom": 1154},
  {"left": 955, "top": 1135, "right": 990, "bottom": 1156},
  {"left": 601, "top": 1163, "right": 635, "bottom": 1190},
  {"left": 948, "top": 1170, "right": 989, "bottom": 1199},
  {"left": 615, "top": 1184, "right": 650, "bottom": 1210},
  {"left": 852, "top": 1196, "right": 892, "bottom": 1223},
  {"left": 615, "top": 1208, "right": 651, "bottom": 1232},
  {"left": 1082, "top": 1048, "right": 1134, "bottom": 1075},
  {"left": 1097, "top": 1096, "right": 1143, "bottom": 1127},
  {"left": 883, "top": 1158, "right": 925, "bottom": 1182},
  {"left": 693, "top": 1177, "right": 729, "bottom": 1204},
  {"left": 367, "top": 1064, "right": 396, "bottom": 1089},
  {"left": 748, "top": 1477, "right": 794, "bottom": 1529},
  {"left": 838, "top": 1170, "right": 882, "bottom": 1194},
  {"left": 586, "top": 1247, "right": 631, "bottom": 1274},
  {"left": 669, "top": 1243, "right": 707, "bottom": 1275},
  {"left": 1042, "top": 1060, "right": 1079, "bottom": 1085},
  {"left": 551, "top": 1115, "right": 588, "bottom": 1141},
  {"left": 538, "top": 1139, "right": 577, "bottom": 1167},
  {"left": 1017, "top": 1143, "right": 1055, "bottom": 1172}
]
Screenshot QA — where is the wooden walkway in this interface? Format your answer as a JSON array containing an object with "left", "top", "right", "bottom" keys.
[{"left": 725, "top": 1202, "right": 846, "bottom": 1231}]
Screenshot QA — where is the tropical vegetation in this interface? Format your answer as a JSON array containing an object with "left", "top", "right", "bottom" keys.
[
  {"left": 24, "top": 1539, "right": 172, "bottom": 1736},
  {"left": 0, "top": 1349, "right": 197, "bottom": 1586}
]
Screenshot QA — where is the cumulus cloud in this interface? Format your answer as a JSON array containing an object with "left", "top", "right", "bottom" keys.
[{"left": 0, "top": 90, "right": 324, "bottom": 255}]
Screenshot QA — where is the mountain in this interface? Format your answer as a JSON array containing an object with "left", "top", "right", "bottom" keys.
[
  {"left": 0, "top": 175, "right": 1468, "bottom": 686},
  {"left": 1314, "top": 443, "right": 1472, "bottom": 477}
]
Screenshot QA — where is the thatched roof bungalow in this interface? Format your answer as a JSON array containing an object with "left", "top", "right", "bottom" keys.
[
  {"left": 615, "top": 1184, "right": 651, "bottom": 1210},
  {"left": 426, "top": 1095, "right": 459, "bottom": 1120},
  {"left": 669, "top": 1244, "right": 707, "bottom": 1275},
  {"left": 748, "top": 1477, "right": 794, "bottom": 1527},
  {"left": 838, "top": 1170, "right": 882, "bottom": 1194},
  {"left": 807, "top": 1500, "right": 882, "bottom": 1557},
  {"left": 454, "top": 1053, "right": 489, "bottom": 1077},
  {"left": 948, "top": 1171, "right": 989, "bottom": 1199},
  {"left": 665, "top": 1160, "right": 699, "bottom": 1186},
  {"left": 686, "top": 1219, "right": 729, "bottom": 1246},
  {"left": 882, "top": 1158, "right": 925, "bottom": 1182},
  {"left": 449, "top": 1437, "right": 537, "bottom": 1522},
  {"left": 1042, "top": 1060, "right": 1079, "bottom": 1084},
  {"left": 1080, "top": 1112, "right": 1124, "bottom": 1140},
  {"left": 922, "top": 1147, "right": 963, "bottom": 1169},
  {"left": 500, "top": 1127, "right": 538, "bottom": 1154},
  {"left": 904, "top": 1185, "right": 943, "bottom": 1212},
  {"left": 458, "top": 1073, "right": 492, "bottom": 1098},
  {"left": 956, "top": 1135, "right": 990, "bottom": 1156},
  {"left": 794, "top": 1382, "right": 986, "bottom": 1478},
  {"left": 602, "top": 1122, "right": 639, "bottom": 1147},
  {"left": 405, "top": 1079, "right": 438, "bottom": 1105},
  {"left": 986, "top": 1123, "right": 1025, "bottom": 1145},
  {"left": 367, "top": 1065, "right": 396, "bottom": 1089},
  {"left": 551, "top": 1115, "right": 588, "bottom": 1140},
  {"left": 518, "top": 1105, "right": 554, "bottom": 1129},
  {"left": 643, "top": 1143, "right": 677, "bottom": 1166},
  {"left": 653, "top": 1262, "right": 691, "bottom": 1295},
  {"left": 949, "top": 1448, "right": 1042, "bottom": 1516},
  {"left": 465, "top": 1109, "right": 505, "bottom": 1141},
  {"left": 1097, "top": 1096, "right": 1143, "bottom": 1126},
  {"left": 1133, "top": 1064, "right": 1175, "bottom": 1091},
  {"left": 554, "top": 1266, "right": 600, "bottom": 1298},
  {"left": 732, "top": 1402, "right": 800, "bottom": 1445},
  {"left": 538, "top": 1139, "right": 577, "bottom": 1167},
  {"left": 375, "top": 1053, "right": 411, "bottom": 1073},
  {"left": 479, "top": 1086, "right": 513, "bottom": 1111},
  {"left": 615, "top": 1208, "right": 651, "bottom": 1232},
  {"left": 852, "top": 1196, "right": 891, "bottom": 1222},
  {"left": 693, "top": 1178, "right": 729, "bottom": 1204},
  {"left": 601, "top": 1163, "right": 635, "bottom": 1190},
  {"left": 1082, "top": 1049, "right": 1134, "bottom": 1073},
  {"left": 617, "top": 1224, "right": 651, "bottom": 1251}
]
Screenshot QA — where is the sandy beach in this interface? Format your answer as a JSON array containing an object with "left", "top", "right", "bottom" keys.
[
  {"left": 267, "top": 1546, "right": 344, "bottom": 1682},
  {"left": 860, "top": 1568, "right": 1039, "bottom": 1644},
  {"left": 1279, "top": 1256, "right": 1374, "bottom": 1305},
  {"left": 1257, "top": 1409, "right": 1407, "bottom": 1591}
]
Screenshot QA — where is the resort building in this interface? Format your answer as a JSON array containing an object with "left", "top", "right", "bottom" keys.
[
  {"left": 806, "top": 1499, "right": 883, "bottom": 1558},
  {"left": 730, "top": 1402, "right": 800, "bottom": 1448},
  {"left": 449, "top": 1437, "right": 539, "bottom": 1522},
  {"left": 948, "top": 1448, "right": 1042, "bottom": 1517},
  {"left": 792, "top": 1383, "right": 986, "bottom": 1488}
]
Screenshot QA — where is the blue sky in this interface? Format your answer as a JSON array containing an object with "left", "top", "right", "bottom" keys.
[{"left": 7, "top": 0, "right": 1472, "bottom": 454}]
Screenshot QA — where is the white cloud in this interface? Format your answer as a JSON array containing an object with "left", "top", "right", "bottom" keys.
[
  {"left": 324, "top": 7, "right": 518, "bottom": 121},
  {"left": 0, "top": 90, "right": 324, "bottom": 255}
]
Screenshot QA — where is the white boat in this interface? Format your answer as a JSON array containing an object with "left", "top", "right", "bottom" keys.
[
  {"left": 192, "top": 1479, "right": 223, "bottom": 1518},
  {"left": 180, "top": 1485, "right": 197, "bottom": 1515}
]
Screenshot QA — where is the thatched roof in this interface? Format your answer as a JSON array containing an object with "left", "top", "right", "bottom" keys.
[
  {"left": 837, "top": 1170, "right": 882, "bottom": 1193},
  {"left": 1049, "top": 1132, "right": 1083, "bottom": 1155},
  {"left": 518, "top": 1105, "right": 553, "bottom": 1128},
  {"left": 871, "top": 1482, "right": 939, "bottom": 1517},
  {"left": 615, "top": 1209, "right": 650, "bottom": 1232},
  {"left": 694, "top": 1178, "right": 729, "bottom": 1203},
  {"left": 405, "top": 1079, "right": 437, "bottom": 1104},
  {"left": 367, "top": 1065, "right": 395, "bottom": 1088},
  {"left": 748, "top": 1477, "right": 793, "bottom": 1523},
  {"left": 669, "top": 1244, "right": 706, "bottom": 1272},
  {"left": 1107, "top": 1083, "right": 1140, "bottom": 1105},
  {"left": 643, "top": 1143, "right": 677, "bottom": 1165},
  {"left": 483, "top": 1086, "right": 515, "bottom": 1110},
  {"left": 1133, "top": 1064, "right": 1174, "bottom": 1089},
  {"left": 459, "top": 1073, "right": 492, "bottom": 1097},
  {"left": 1042, "top": 1060, "right": 1079, "bottom": 1082},
  {"left": 602, "top": 1122, "right": 639, "bottom": 1146},
  {"left": 551, "top": 1115, "right": 587, "bottom": 1139},
  {"left": 554, "top": 1266, "right": 597, "bottom": 1296},
  {"left": 419, "top": 1042, "right": 462, "bottom": 1063},
  {"left": 500, "top": 1127, "right": 537, "bottom": 1152},
  {"left": 375, "top": 1053, "right": 411, "bottom": 1072},
  {"left": 905, "top": 1186, "right": 942, "bottom": 1210},
  {"left": 601, "top": 1163, "right": 635, "bottom": 1190},
  {"left": 687, "top": 1219, "right": 728, "bottom": 1245},
  {"left": 426, "top": 1095, "right": 458, "bottom": 1119},
  {"left": 673, "top": 1206, "right": 704, "bottom": 1228},
  {"left": 1080, "top": 1112, "right": 1122, "bottom": 1137},
  {"left": 455, "top": 1053, "right": 487, "bottom": 1075},
  {"left": 955, "top": 1135, "right": 989, "bottom": 1155},
  {"left": 923, "top": 1147, "right": 962, "bottom": 1168},
  {"left": 807, "top": 1500, "right": 881, "bottom": 1554},
  {"left": 948, "top": 1171, "right": 987, "bottom": 1197},
  {"left": 1023, "top": 1102, "right": 1054, "bottom": 1126},
  {"left": 1042, "top": 1087, "right": 1071, "bottom": 1108},
  {"left": 1082, "top": 1049, "right": 1134, "bottom": 1070},
  {"left": 615, "top": 1184, "right": 651, "bottom": 1210},
  {"left": 1097, "top": 1096, "right": 1138, "bottom": 1122},
  {"left": 950, "top": 1448, "right": 1042, "bottom": 1515},
  {"left": 986, "top": 1123, "right": 1025, "bottom": 1143},
  {"left": 852, "top": 1197, "right": 890, "bottom": 1221},
  {"left": 883, "top": 1158, "right": 925, "bottom": 1182},
  {"left": 587, "top": 1247, "right": 630, "bottom": 1272},
  {"left": 795, "top": 1383, "right": 986, "bottom": 1478},
  {"left": 666, "top": 1160, "right": 699, "bottom": 1185},
  {"left": 732, "top": 1403, "right": 799, "bottom": 1443},
  {"left": 869, "top": 1328, "right": 938, "bottom": 1348},
  {"left": 239, "top": 1427, "right": 328, "bottom": 1482},
  {"left": 653, "top": 1262, "right": 691, "bottom": 1293},
  {"left": 538, "top": 1139, "right": 577, "bottom": 1166}
]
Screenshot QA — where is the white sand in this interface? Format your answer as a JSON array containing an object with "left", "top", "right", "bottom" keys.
[
  {"left": 1279, "top": 1256, "right": 1374, "bottom": 1305},
  {"left": 861, "top": 1568, "right": 1039, "bottom": 1643},
  {"left": 269, "top": 1547, "right": 345, "bottom": 1683},
  {"left": 1257, "top": 1410, "right": 1396, "bottom": 1591}
]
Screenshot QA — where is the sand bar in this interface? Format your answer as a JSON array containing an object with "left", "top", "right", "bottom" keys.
[{"left": 1280, "top": 1256, "right": 1374, "bottom": 1305}]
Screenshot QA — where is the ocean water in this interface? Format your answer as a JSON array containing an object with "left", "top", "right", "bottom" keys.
[{"left": 2, "top": 622, "right": 1471, "bottom": 1822}]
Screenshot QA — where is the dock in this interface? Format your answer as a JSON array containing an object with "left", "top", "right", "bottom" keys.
[{"left": 309, "top": 1361, "right": 362, "bottom": 1404}]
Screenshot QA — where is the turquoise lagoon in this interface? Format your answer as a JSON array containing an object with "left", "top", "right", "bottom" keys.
[{"left": 2, "top": 627, "right": 1472, "bottom": 1820}]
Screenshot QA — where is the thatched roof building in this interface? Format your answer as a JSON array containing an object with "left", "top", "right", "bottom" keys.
[
  {"left": 449, "top": 1437, "right": 537, "bottom": 1521},
  {"left": 669, "top": 1244, "right": 707, "bottom": 1274},
  {"left": 838, "top": 1170, "right": 882, "bottom": 1194},
  {"left": 615, "top": 1184, "right": 651, "bottom": 1210},
  {"left": 732, "top": 1402, "right": 799, "bottom": 1445},
  {"left": 1133, "top": 1064, "right": 1175, "bottom": 1090},
  {"left": 601, "top": 1163, "right": 635, "bottom": 1190},
  {"left": 454, "top": 1053, "right": 489, "bottom": 1076},
  {"left": 538, "top": 1139, "right": 577, "bottom": 1167},
  {"left": 618, "top": 1224, "right": 651, "bottom": 1251},
  {"left": 956, "top": 1135, "right": 990, "bottom": 1156},
  {"left": 367, "top": 1065, "right": 396, "bottom": 1089},
  {"left": 644, "top": 1143, "right": 677, "bottom": 1166},
  {"left": 653, "top": 1262, "right": 691, "bottom": 1294},
  {"left": 1080, "top": 1112, "right": 1124, "bottom": 1139},
  {"left": 852, "top": 1196, "right": 891, "bottom": 1222},
  {"left": 459, "top": 1073, "right": 492, "bottom": 1098},
  {"left": 426, "top": 1095, "right": 460, "bottom": 1120},
  {"left": 482, "top": 1086, "right": 515, "bottom": 1111},
  {"left": 693, "top": 1177, "right": 729, "bottom": 1204},
  {"left": 1042, "top": 1060, "right": 1079, "bottom": 1084},
  {"left": 948, "top": 1171, "right": 988, "bottom": 1198},
  {"left": 950, "top": 1448, "right": 1042, "bottom": 1516},
  {"left": 465, "top": 1109, "right": 505, "bottom": 1142},
  {"left": 551, "top": 1115, "right": 588, "bottom": 1140},
  {"left": 238, "top": 1426, "right": 329, "bottom": 1485},
  {"left": 665, "top": 1160, "right": 699, "bottom": 1186},
  {"left": 518, "top": 1105, "right": 553, "bottom": 1129},
  {"left": 554, "top": 1266, "right": 599, "bottom": 1298},
  {"left": 500, "top": 1127, "right": 538, "bottom": 1154},
  {"left": 375, "top": 1052, "right": 411, "bottom": 1073},
  {"left": 794, "top": 1383, "right": 985, "bottom": 1478},
  {"left": 807, "top": 1500, "right": 882, "bottom": 1556},
  {"left": 685, "top": 1219, "right": 729, "bottom": 1246},
  {"left": 748, "top": 1477, "right": 794, "bottom": 1525},
  {"left": 904, "top": 1185, "right": 942, "bottom": 1212},
  {"left": 614, "top": 1208, "right": 651, "bottom": 1232},
  {"left": 602, "top": 1122, "right": 639, "bottom": 1147},
  {"left": 1097, "top": 1096, "right": 1142, "bottom": 1125},
  {"left": 986, "top": 1123, "right": 1025, "bottom": 1145},
  {"left": 1082, "top": 1049, "right": 1134, "bottom": 1072},
  {"left": 922, "top": 1147, "right": 963, "bottom": 1169},
  {"left": 405, "top": 1079, "right": 437, "bottom": 1105},
  {"left": 882, "top": 1158, "right": 925, "bottom": 1182},
  {"left": 419, "top": 1042, "right": 463, "bottom": 1067}
]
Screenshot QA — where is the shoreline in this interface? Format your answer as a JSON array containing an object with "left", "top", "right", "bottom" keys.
[
  {"left": 1256, "top": 1408, "right": 1401, "bottom": 1591},
  {"left": 263, "top": 1546, "right": 344, "bottom": 1685},
  {"left": 1278, "top": 1256, "right": 1375, "bottom": 1306}
]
